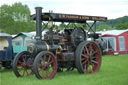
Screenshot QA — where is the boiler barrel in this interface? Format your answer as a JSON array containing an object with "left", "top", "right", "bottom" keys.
[{"left": 27, "top": 42, "right": 60, "bottom": 54}]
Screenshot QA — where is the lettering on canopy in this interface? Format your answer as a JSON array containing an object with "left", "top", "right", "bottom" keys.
[{"left": 59, "top": 14, "right": 106, "bottom": 21}]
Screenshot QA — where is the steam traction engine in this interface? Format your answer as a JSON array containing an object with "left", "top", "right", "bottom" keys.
[{"left": 12, "top": 7, "right": 107, "bottom": 79}]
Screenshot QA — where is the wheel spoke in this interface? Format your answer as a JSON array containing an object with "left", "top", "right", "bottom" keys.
[
  {"left": 82, "top": 59, "right": 88, "bottom": 64},
  {"left": 91, "top": 50, "right": 98, "bottom": 56},
  {"left": 89, "top": 43, "right": 93, "bottom": 49},
  {"left": 41, "top": 68, "right": 44, "bottom": 77},
  {"left": 22, "top": 68, "right": 26, "bottom": 76},
  {"left": 38, "top": 64, "right": 45, "bottom": 73},
  {"left": 26, "top": 58, "right": 32, "bottom": 64},
  {"left": 48, "top": 61, "right": 53, "bottom": 64},
  {"left": 91, "top": 60, "right": 98, "bottom": 64},
  {"left": 85, "top": 46, "right": 89, "bottom": 55},
  {"left": 81, "top": 57, "right": 85, "bottom": 61},
  {"left": 91, "top": 56, "right": 96, "bottom": 60},
  {"left": 89, "top": 50, "right": 93, "bottom": 56},
  {"left": 40, "top": 64, "right": 47, "bottom": 78},
  {"left": 22, "top": 57, "right": 25, "bottom": 63},
  {"left": 22, "top": 56, "right": 27, "bottom": 63},
  {"left": 88, "top": 43, "right": 93, "bottom": 56},
  {"left": 47, "top": 56, "right": 51, "bottom": 63},
  {"left": 82, "top": 54, "right": 88, "bottom": 58},
  {"left": 46, "top": 69, "right": 50, "bottom": 78}
]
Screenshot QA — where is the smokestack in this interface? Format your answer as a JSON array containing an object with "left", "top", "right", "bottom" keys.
[{"left": 35, "top": 7, "right": 42, "bottom": 41}]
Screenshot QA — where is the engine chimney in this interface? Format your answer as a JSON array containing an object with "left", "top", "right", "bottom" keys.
[{"left": 35, "top": 7, "right": 42, "bottom": 42}]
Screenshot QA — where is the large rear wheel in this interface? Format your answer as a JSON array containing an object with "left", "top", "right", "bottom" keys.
[
  {"left": 75, "top": 41, "right": 102, "bottom": 74},
  {"left": 33, "top": 51, "right": 57, "bottom": 79}
]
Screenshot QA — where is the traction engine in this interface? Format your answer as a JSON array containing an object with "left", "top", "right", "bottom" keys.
[{"left": 12, "top": 7, "right": 107, "bottom": 79}]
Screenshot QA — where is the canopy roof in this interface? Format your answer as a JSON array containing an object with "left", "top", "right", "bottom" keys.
[
  {"left": 31, "top": 13, "right": 107, "bottom": 23},
  {"left": 0, "top": 33, "right": 11, "bottom": 37},
  {"left": 98, "top": 29, "right": 128, "bottom": 36}
]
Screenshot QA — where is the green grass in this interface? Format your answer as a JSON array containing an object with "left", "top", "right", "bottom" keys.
[{"left": 1, "top": 55, "right": 128, "bottom": 85}]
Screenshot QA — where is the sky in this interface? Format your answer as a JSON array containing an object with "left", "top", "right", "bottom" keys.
[{"left": 0, "top": 0, "right": 128, "bottom": 19}]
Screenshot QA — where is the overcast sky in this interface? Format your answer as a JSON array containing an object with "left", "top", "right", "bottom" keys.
[{"left": 0, "top": 0, "right": 128, "bottom": 19}]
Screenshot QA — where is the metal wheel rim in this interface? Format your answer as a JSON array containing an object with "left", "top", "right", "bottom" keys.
[
  {"left": 80, "top": 42, "right": 101, "bottom": 74},
  {"left": 16, "top": 53, "right": 34, "bottom": 77},
  {"left": 37, "top": 53, "right": 57, "bottom": 79}
]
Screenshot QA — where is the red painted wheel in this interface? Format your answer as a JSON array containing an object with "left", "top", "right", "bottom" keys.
[
  {"left": 33, "top": 51, "right": 57, "bottom": 79},
  {"left": 75, "top": 41, "right": 101, "bottom": 74},
  {"left": 12, "top": 51, "right": 34, "bottom": 77}
]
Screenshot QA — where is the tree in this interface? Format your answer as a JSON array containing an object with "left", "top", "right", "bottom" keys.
[
  {"left": 0, "top": 2, "right": 35, "bottom": 34},
  {"left": 116, "top": 22, "right": 128, "bottom": 30},
  {"left": 96, "top": 24, "right": 112, "bottom": 31}
]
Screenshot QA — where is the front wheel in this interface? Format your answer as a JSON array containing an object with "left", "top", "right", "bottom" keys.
[
  {"left": 75, "top": 41, "right": 102, "bottom": 74},
  {"left": 33, "top": 51, "right": 57, "bottom": 79},
  {"left": 12, "top": 51, "right": 34, "bottom": 77}
]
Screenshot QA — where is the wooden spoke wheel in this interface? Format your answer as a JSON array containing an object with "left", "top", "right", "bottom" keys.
[
  {"left": 75, "top": 41, "right": 102, "bottom": 74},
  {"left": 33, "top": 51, "right": 57, "bottom": 79},
  {"left": 12, "top": 51, "right": 34, "bottom": 77}
]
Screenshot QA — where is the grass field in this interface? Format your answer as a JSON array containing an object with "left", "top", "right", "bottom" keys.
[{"left": 0, "top": 55, "right": 128, "bottom": 85}]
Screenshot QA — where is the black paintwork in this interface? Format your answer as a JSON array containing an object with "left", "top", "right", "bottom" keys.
[{"left": 31, "top": 12, "right": 107, "bottom": 23}]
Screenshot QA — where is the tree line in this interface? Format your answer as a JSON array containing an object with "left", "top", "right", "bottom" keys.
[
  {"left": 0, "top": 2, "right": 35, "bottom": 34},
  {"left": 0, "top": 2, "right": 128, "bottom": 35},
  {"left": 96, "top": 16, "right": 128, "bottom": 31}
]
